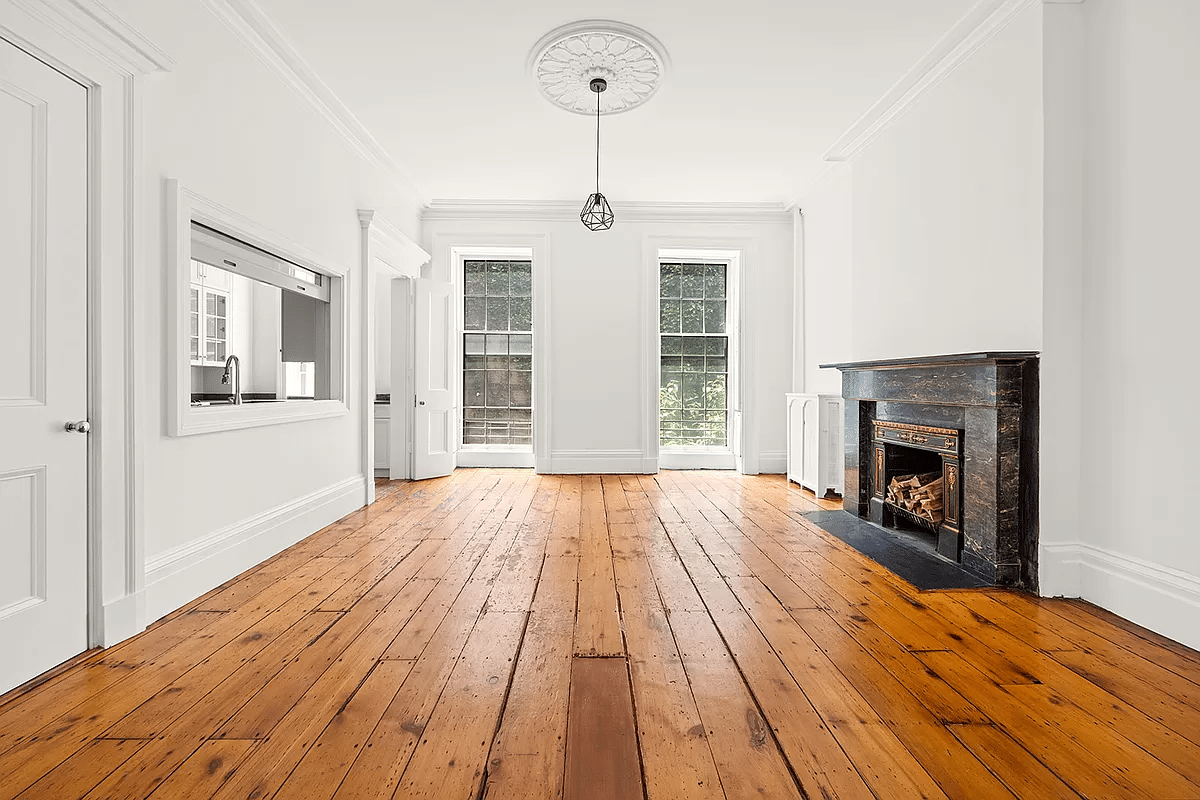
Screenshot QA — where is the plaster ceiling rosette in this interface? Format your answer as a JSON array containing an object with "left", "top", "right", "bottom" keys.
[{"left": 528, "top": 20, "right": 670, "bottom": 115}]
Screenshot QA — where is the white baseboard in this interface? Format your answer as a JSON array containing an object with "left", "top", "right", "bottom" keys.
[
  {"left": 143, "top": 475, "right": 367, "bottom": 623},
  {"left": 101, "top": 590, "right": 145, "bottom": 647},
  {"left": 1041, "top": 541, "right": 1200, "bottom": 650},
  {"left": 546, "top": 450, "right": 656, "bottom": 474},
  {"left": 756, "top": 450, "right": 787, "bottom": 475}
]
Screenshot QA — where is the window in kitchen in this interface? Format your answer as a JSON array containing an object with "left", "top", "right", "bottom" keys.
[{"left": 461, "top": 258, "right": 533, "bottom": 452}]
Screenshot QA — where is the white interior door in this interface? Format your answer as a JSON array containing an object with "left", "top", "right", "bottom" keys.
[
  {"left": 0, "top": 40, "right": 89, "bottom": 693},
  {"left": 412, "top": 278, "right": 455, "bottom": 480},
  {"left": 389, "top": 277, "right": 412, "bottom": 480}
]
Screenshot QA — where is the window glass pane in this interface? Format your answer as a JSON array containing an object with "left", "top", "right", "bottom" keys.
[
  {"left": 464, "top": 298, "right": 485, "bottom": 331},
  {"left": 487, "top": 261, "right": 509, "bottom": 295},
  {"left": 485, "top": 334, "right": 509, "bottom": 355},
  {"left": 682, "top": 356, "right": 705, "bottom": 373},
  {"left": 681, "top": 300, "right": 704, "bottom": 333},
  {"left": 707, "top": 338, "right": 727, "bottom": 356},
  {"left": 705, "top": 264, "right": 726, "bottom": 298},
  {"left": 510, "top": 370, "right": 532, "bottom": 407},
  {"left": 661, "top": 336, "right": 682, "bottom": 356},
  {"left": 705, "top": 300, "right": 726, "bottom": 334},
  {"left": 465, "top": 261, "right": 486, "bottom": 295},
  {"left": 682, "top": 338, "right": 706, "bottom": 356},
  {"left": 464, "top": 370, "right": 485, "bottom": 406},
  {"left": 486, "top": 297, "right": 509, "bottom": 331},
  {"left": 510, "top": 262, "right": 532, "bottom": 296},
  {"left": 660, "top": 299, "right": 681, "bottom": 334},
  {"left": 486, "top": 370, "right": 509, "bottom": 407},
  {"left": 464, "top": 333, "right": 486, "bottom": 355},
  {"left": 660, "top": 263, "right": 682, "bottom": 298},
  {"left": 510, "top": 334, "right": 532, "bottom": 355},
  {"left": 681, "top": 264, "right": 705, "bottom": 297},
  {"left": 510, "top": 297, "right": 532, "bottom": 332}
]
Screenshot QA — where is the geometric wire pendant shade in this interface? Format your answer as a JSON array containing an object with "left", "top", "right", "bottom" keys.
[{"left": 580, "top": 77, "right": 615, "bottom": 231}]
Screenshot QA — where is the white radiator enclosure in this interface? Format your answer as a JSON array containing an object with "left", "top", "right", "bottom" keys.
[{"left": 786, "top": 393, "right": 844, "bottom": 499}]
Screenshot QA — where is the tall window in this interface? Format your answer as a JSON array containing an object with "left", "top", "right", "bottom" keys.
[
  {"left": 462, "top": 260, "right": 533, "bottom": 448},
  {"left": 660, "top": 262, "right": 728, "bottom": 447}
]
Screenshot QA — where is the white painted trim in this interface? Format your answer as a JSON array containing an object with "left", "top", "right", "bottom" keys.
[
  {"left": 199, "top": 0, "right": 424, "bottom": 203},
  {"left": 757, "top": 450, "right": 788, "bottom": 474},
  {"left": 660, "top": 451, "right": 736, "bottom": 471},
  {"left": 358, "top": 210, "right": 431, "bottom": 504},
  {"left": 824, "top": 0, "right": 1040, "bottom": 162},
  {"left": 548, "top": 451, "right": 656, "bottom": 475},
  {"left": 1041, "top": 542, "right": 1200, "bottom": 650},
  {"left": 166, "top": 179, "right": 350, "bottom": 437},
  {"left": 457, "top": 450, "right": 536, "bottom": 469},
  {"left": 423, "top": 200, "right": 793, "bottom": 225},
  {"left": 144, "top": 476, "right": 366, "bottom": 622},
  {"left": 432, "top": 233, "right": 552, "bottom": 475},
  {"left": 101, "top": 589, "right": 143, "bottom": 646},
  {"left": 9, "top": 0, "right": 173, "bottom": 75},
  {"left": 0, "top": 6, "right": 157, "bottom": 650},
  {"left": 643, "top": 238, "right": 756, "bottom": 475}
]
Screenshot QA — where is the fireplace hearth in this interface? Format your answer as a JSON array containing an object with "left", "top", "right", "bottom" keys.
[{"left": 823, "top": 352, "right": 1039, "bottom": 588}]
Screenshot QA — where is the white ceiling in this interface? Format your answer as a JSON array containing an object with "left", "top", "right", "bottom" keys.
[{"left": 253, "top": 0, "right": 978, "bottom": 205}]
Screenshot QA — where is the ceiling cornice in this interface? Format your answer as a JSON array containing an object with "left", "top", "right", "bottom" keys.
[
  {"left": 11, "top": 0, "right": 174, "bottom": 74},
  {"left": 823, "top": 0, "right": 1041, "bottom": 162},
  {"left": 422, "top": 200, "right": 794, "bottom": 225},
  {"left": 200, "top": 0, "right": 426, "bottom": 204}
]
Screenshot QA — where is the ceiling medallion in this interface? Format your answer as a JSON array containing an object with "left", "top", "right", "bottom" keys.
[{"left": 528, "top": 20, "right": 669, "bottom": 115}]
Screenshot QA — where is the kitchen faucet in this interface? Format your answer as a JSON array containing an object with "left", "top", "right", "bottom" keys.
[{"left": 222, "top": 354, "right": 242, "bottom": 404}]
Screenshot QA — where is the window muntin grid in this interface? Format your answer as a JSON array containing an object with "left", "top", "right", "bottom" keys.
[
  {"left": 660, "top": 262, "right": 728, "bottom": 447},
  {"left": 463, "top": 260, "right": 533, "bottom": 447}
]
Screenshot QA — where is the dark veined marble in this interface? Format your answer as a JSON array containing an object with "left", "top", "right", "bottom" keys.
[{"left": 834, "top": 353, "right": 1039, "bottom": 590}]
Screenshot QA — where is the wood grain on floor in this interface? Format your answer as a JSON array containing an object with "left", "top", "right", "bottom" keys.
[{"left": 1, "top": 470, "right": 1198, "bottom": 800}]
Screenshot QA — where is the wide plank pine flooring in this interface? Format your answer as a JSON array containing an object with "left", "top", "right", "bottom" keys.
[{"left": 2, "top": 470, "right": 1199, "bottom": 799}]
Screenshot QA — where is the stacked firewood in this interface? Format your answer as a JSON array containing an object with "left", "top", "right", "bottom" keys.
[{"left": 886, "top": 471, "right": 945, "bottom": 524}]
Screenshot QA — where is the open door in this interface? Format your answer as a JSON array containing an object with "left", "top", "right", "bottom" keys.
[{"left": 413, "top": 278, "right": 456, "bottom": 479}]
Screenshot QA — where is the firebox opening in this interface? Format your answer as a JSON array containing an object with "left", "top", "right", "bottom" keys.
[{"left": 883, "top": 445, "right": 945, "bottom": 538}]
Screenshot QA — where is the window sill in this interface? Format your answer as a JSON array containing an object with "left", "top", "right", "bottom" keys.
[{"left": 171, "top": 399, "right": 347, "bottom": 437}]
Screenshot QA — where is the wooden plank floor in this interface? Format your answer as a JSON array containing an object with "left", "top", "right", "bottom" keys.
[{"left": 2, "top": 470, "right": 1199, "bottom": 800}]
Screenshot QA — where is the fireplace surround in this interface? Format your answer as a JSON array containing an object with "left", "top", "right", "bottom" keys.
[{"left": 824, "top": 353, "right": 1039, "bottom": 588}]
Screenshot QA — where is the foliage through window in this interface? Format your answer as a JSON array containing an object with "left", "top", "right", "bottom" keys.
[
  {"left": 660, "top": 262, "right": 728, "bottom": 447},
  {"left": 463, "top": 260, "right": 533, "bottom": 447}
]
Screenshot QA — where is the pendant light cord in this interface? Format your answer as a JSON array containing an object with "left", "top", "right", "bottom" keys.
[{"left": 595, "top": 88, "right": 601, "bottom": 193}]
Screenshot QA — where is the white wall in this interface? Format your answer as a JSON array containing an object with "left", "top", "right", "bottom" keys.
[
  {"left": 112, "top": 0, "right": 421, "bottom": 621},
  {"left": 799, "top": 165, "right": 854, "bottom": 394},
  {"left": 1043, "top": 0, "right": 1200, "bottom": 648},
  {"left": 423, "top": 213, "right": 794, "bottom": 474}
]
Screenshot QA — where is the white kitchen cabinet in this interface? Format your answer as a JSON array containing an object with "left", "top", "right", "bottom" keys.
[
  {"left": 374, "top": 402, "right": 390, "bottom": 473},
  {"left": 786, "top": 393, "right": 844, "bottom": 499},
  {"left": 190, "top": 260, "right": 235, "bottom": 366}
]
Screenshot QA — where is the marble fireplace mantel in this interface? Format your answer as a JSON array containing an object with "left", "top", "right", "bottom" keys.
[{"left": 823, "top": 352, "right": 1040, "bottom": 588}]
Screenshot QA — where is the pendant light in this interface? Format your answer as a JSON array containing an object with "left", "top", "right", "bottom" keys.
[{"left": 580, "top": 78, "right": 614, "bottom": 231}]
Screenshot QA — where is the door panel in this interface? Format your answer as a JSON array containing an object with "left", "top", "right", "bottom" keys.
[
  {"left": 389, "top": 277, "right": 412, "bottom": 480},
  {"left": 0, "top": 40, "right": 89, "bottom": 693},
  {"left": 412, "top": 279, "right": 455, "bottom": 480}
]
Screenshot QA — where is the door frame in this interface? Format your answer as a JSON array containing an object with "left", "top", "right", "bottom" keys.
[
  {"left": 642, "top": 236, "right": 760, "bottom": 474},
  {"left": 0, "top": 3, "right": 173, "bottom": 650},
  {"left": 429, "top": 232, "right": 552, "bottom": 473}
]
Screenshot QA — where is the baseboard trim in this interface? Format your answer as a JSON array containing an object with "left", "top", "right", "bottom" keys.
[
  {"left": 546, "top": 450, "right": 656, "bottom": 474},
  {"left": 757, "top": 450, "right": 787, "bottom": 475},
  {"left": 1041, "top": 541, "right": 1200, "bottom": 649},
  {"left": 101, "top": 590, "right": 145, "bottom": 647},
  {"left": 143, "top": 475, "right": 366, "bottom": 622}
]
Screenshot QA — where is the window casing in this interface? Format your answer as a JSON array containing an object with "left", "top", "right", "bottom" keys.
[
  {"left": 659, "top": 261, "right": 731, "bottom": 449},
  {"left": 461, "top": 259, "right": 533, "bottom": 449},
  {"left": 168, "top": 181, "right": 347, "bottom": 436}
]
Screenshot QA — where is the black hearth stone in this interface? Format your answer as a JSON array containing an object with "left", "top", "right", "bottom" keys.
[{"left": 801, "top": 510, "right": 988, "bottom": 590}]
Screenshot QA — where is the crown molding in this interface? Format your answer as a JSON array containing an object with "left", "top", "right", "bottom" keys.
[
  {"left": 823, "top": 0, "right": 1040, "bottom": 162},
  {"left": 359, "top": 209, "right": 430, "bottom": 273},
  {"left": 200, "top": 0, "right": 426, "bottom": 203},
  {"left": 422, "top": 199, "right": 793, "bottom": 225},
  {"left": 11, "top": 0, "right": 174, "bottom": 74}
]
